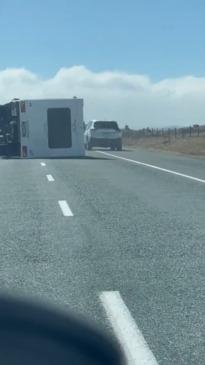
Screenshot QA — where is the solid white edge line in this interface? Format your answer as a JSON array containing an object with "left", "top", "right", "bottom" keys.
[
  {"left": 46, "top": 174, "right": 55, "bottom": 182},
  {"left": 97, "top": 151, "right": 205, "bottom": 184},
  {"left": 40, "top": 162, "right": 46, "bottom": 167},
  {"left": 58, "top": 200, "right": 73, "bottom": 217},
  {"left": 100, "top": 291, "right": 158, "bottom": 365}
]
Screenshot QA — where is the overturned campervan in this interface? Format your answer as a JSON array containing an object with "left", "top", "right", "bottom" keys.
[{"left": 0, "top": 98, "right": 85, "bottom": 158}]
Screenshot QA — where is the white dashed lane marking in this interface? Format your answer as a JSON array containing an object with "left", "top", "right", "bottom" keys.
[
  {"left": 40, "top": 162, "right": 46, "bottom": 167},
  {"left": 100, "top": 291, "right": 158, "bottom": 365},
  {"left": 58, "top": 200, "right": 74, "bottom": 217},
  {"left": 46, "top": 174, "right": 55, "bottom": 182}
]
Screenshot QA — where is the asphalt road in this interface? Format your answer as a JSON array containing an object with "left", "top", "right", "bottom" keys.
[{"left": 0, "top": 147, "right": 205, "bottom": 364}]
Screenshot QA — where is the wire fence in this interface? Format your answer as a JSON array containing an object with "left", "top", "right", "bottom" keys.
[{"left": 123, "top": 125, "right": 205, "bottom": 141}]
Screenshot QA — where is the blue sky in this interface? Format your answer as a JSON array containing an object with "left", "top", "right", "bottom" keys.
[
  {"left": 0, "top": 0, "right": 204, "bottom": 79},
  {"left": 1, "top": 0, "right": 205, "bottom": 127}
]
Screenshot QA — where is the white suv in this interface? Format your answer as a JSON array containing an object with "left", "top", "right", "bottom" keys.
[{"left": 84, "top": 120, "right": 122, "bottom": 150}]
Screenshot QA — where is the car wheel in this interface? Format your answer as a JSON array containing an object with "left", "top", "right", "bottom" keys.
[
  {"left": 87, "top": 141, "right": 92, "bottom": 150},
  {"left": 117, "top": 141, "right": 122, "bottom": 151}
]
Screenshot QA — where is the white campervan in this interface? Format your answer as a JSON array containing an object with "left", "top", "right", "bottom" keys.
[{"left": 0, "top": 98, "right": 85, "bottom": 158}]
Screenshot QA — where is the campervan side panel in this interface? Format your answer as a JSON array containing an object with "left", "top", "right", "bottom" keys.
[{"left": 19, "top": 99, "right": 85, "bottom": 158}]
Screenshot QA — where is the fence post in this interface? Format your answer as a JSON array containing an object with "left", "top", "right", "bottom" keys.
[
  {"left": 198, "top": 126, "right": 200, "bottom": 137},
  {"left": 175, "top": 128, "right": 177, "bottom": 138},
  {"left": 168, "top": 128, "right": 171, "bottom": 143},
  {"left": 189, "top": 126, "right": 192, "bottom": 137}
]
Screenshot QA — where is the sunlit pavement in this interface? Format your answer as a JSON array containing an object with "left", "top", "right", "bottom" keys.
[{"left": 0, "top": 148, "right": 205, "bottom": 365}]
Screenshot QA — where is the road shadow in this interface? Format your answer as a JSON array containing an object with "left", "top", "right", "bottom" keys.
[
  {"left": 121, "top": 148, "right": 134, "bottom": 152},
  {"left": 93, "top": 147, "right": 131, "bottom": 152},
  {"left": 0, "top": 155, "right": 112, "bottom": 161}
]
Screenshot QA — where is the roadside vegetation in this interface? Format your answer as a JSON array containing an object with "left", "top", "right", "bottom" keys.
[{"left": 123, "top": 125, "right": 205, "bottom": 157}]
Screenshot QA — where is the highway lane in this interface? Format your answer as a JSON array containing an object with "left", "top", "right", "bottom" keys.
[
  {"left": 48, "top": 150, "right": 205, "bottom": 364},
  {"left": 0, "top": 157, "right": 105, "bottom": 322},
  {"left": 96, "top": 147, "right": 205, "bottom": 181},
  {"left": 0, "top": 149, "right": 205, "bottom": 364}
]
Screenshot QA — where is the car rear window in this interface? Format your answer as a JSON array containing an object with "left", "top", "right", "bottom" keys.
[{"left": 94, "top": 121, "right": 119, "bottom": 130}]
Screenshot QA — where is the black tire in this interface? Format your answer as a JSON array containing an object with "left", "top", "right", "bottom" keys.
[
  {"left": 117, "top": 141, "right": 122, "bottom": 151},
  {"left": 87, "top": 140, "right": 92, "bottom": 150}
]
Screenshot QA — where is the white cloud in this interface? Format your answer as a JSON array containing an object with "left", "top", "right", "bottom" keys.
[{"left": 0, "top": 65, "right": 205, "bottom": 128}]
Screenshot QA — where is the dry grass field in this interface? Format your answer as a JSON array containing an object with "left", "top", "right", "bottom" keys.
[{"left": 123, "top": 135, "right": 205, "bottom": 157}]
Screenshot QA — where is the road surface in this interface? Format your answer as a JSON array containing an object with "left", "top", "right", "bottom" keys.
[{"left": 0, "top": 147, "right": 205, "bottom": 365}]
